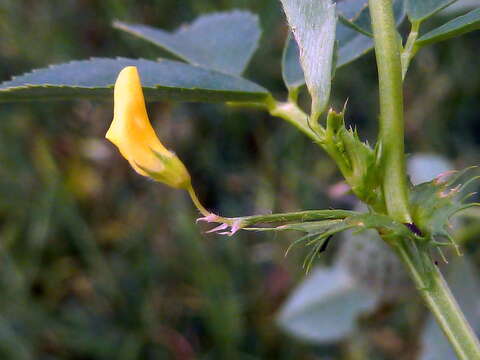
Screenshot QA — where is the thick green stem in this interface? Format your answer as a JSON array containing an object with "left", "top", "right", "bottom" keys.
[
  {"left": 395, "top": 240, "right": 480, "bottom": 360},
  {"left": 369, "top": 0, "right": 411, "bottom": 223},
  {"left": 370, "top": 1, "right": 480, "bottom": 356}
]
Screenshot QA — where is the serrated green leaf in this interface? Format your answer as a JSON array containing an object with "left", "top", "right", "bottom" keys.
[
  {"left": 113, "top": 11, "right": 260, "bottom": 76},
  {"left": 280, "top": 0, "right": 337, "bottom": 121},
  {"left": 406, "top": 0, "right": 459, "bottom": 21},
  {"left": 281, "top": 32, "right": 305, "bottom": 92},
  {"left": 0, "top": 58, "right": 270, "bottom": 103},
  {"left": 416, "top": 7, "right": 480, "bottom": 46}
]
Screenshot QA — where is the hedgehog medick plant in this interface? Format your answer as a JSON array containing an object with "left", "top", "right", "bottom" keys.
[{"left": 2, "top": 0, "right": 480, "bottom": 357}]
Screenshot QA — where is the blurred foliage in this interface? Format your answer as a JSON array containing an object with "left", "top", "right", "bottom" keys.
[{"left": 0, "top": 0, "right": 480, "bottom": 359}]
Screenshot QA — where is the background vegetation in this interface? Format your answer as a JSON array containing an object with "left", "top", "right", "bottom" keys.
[{"left": 0, "top": 0, "right": 479, "bottom": 359}]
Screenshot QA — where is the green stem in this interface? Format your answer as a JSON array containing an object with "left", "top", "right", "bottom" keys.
[
  {"left": 370, "top": 0, "right": 480, "bottom": 355},
  {"left": 369, "top": 0, "right": 412, "bottom": 223},
  {"left": 401, "top": 20, "right": 421, "bottom": 80},
  {"left": 237, "top": 209, "right": 358, "bottom": 226},
  {"left": 269, "top": 101, "right": 322, "bottom": 141},
  {"left": 395, "top": 239, "right": 480, "bottom": 360},
  {"left": 270, "top": 101, "right": 386, "bottom": 210},
  {"left": 269, "top": 102, "right": 352, "bottom": 181},
  {"left": 187, "top": 185, "right": 210, "bottom": 217},
  {"left": 188, "top": 179, "right": 357, "bottom": 227}
]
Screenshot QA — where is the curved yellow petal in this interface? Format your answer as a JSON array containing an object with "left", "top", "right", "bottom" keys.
[{"left": 106, "top": 66, "right": 190, "bottom": 189}]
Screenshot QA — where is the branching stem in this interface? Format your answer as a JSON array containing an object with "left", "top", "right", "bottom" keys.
[
  {"left": 369, "top": 0, "right": 480, "bottom": 357},
  {"left": 269, "top": 101, "right": 323, "bottom": 141}
]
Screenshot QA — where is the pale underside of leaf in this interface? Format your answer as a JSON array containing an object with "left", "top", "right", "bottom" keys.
[
  {"left": 281, "top": 0, "right": 406, "bottom": 92},
  {"left": 281, "top": 25, "right": 373, "bottom": 93},
  {"left": 0, "top": 58, "right": 270, "bottom": 103},
  {"left": 280, "top": 0, "right": 337, "bottom": 120}
]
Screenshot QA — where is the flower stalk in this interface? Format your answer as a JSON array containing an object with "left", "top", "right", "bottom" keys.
[{"left": 187, "top": 185, "right": 210, "bottom": 217}]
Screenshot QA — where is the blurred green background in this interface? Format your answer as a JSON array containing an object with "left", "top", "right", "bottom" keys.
[{"left": 1, "top": 1, "right": 480, "bottom": 359}]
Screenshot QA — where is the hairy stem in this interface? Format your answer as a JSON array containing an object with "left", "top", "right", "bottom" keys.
[
  {"left": 370, "top": 0, "right": 480, "bottom": 356},
  {"left": 394, "top": 239, "right": 480, "bottom": 360},
  {"left": 369, "top": 0, "right": 411, "bottom": 223},
  {"left": 237, "top": 209, "right": 358, "bottom": 226}
]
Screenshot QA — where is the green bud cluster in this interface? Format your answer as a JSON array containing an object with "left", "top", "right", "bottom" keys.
[
  {"left": 320, "top": 108, "right": 384, "bottom": 211},
  {"left": 409, "top": 168, "right": 480, "bottom": 250}
]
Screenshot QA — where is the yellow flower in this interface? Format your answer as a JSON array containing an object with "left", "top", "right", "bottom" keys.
[{"left": 106, "top": 66, "right": 191, "bottom": 189}]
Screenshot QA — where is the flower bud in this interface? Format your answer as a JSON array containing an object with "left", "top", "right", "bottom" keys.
[{"left": 106, "top": 66, "right": 191, "bottom": 189}]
